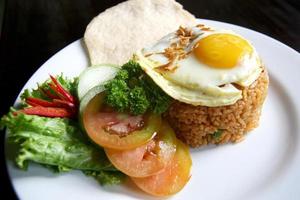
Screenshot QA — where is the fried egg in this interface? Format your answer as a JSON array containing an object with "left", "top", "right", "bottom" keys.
[{"left": 135, "top": 25, "right": 263, "bottom": 106}]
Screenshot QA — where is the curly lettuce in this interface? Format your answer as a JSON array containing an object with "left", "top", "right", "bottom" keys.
[{"left": 1, "top": 111, "right": 124, "bottom": 185}]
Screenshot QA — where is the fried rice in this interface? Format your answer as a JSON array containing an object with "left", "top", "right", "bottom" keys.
[{"left": 165, "top": 68, "right": 269, "bottom": 147}]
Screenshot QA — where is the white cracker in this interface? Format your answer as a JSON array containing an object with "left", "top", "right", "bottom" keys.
[{"left": 84, "top": 0, "right": 196, "bottom": 66}]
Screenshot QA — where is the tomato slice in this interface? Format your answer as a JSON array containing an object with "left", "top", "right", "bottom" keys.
[
  {"left": 105, "top": 122, "right": 177, "bottom": 177},
  {"left": 83, "top": 93, "right": 161, "bottom": 150},
  {"left": 132, "top": 140, "right": 192, "bottom": 196}
]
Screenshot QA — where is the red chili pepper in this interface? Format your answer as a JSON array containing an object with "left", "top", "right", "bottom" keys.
[
  {"left": 48, "top": 82, "right": 68, "bottom": 101},
  {"left": 26, "top": 97, "right": 57, "bottom": 107},
  {"left": 20, "top": 106, "right": 74, "bottom": 118},
  {"left": 22, "top": 74, "right": 78, "bottom": 119},
  {"left": 25, "top": 100, "right": 40, "bottom": 107},
  {"left": 53, "top": 99, "right": 76, "bottom": 109},
  {"left": 50, "top": 75, "right": 75, "bottom": 104}
]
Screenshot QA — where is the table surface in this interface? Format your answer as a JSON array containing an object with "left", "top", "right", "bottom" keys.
[{"left": 0, "top": 0, "right": 299, "bottom": 199}]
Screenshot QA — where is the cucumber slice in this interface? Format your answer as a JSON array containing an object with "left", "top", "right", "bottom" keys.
[
  {"left": 77, "top": 64, "right": 119, "bottom": 100},
  {"left": 79, "top": 85, "right": 105, "bottom": 128}
]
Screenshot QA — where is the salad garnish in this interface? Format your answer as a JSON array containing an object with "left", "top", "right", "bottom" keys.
[
  {"left": 19, "top": 74, "right": 78, "bottom": 118},
  {"left": 104, "top": 60, "right": 172, "bottom": 115}
]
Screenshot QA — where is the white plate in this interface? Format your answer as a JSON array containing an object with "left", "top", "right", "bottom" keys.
[{"left": 6, "top": 19, "right": 300, "bottom": 200}]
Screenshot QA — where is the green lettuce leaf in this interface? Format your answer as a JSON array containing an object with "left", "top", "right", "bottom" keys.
[
  {"left": 1, "top": 111, "right": 123, "bottom": 185},
  {"left": 84, "top": 170, "right": 125, "bottom": 185}
]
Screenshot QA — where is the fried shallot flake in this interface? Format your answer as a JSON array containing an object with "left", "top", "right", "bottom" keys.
[
  {"left": 154, "top": 26, "right": 196, "bottom": 72},
  {"left": 151, "top": 25, "right": 214, "bottom": 72},
  {"left": 176, "top": 26, "right": 193, "bottom": 38}
]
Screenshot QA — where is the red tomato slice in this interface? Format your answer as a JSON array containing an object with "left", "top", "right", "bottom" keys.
[
  {"left": 105, "top": 122, "right": 177, "bottom": 177},
  {"left": 83, "top": 93, "right": 161, "bottom": 150},
  {"left": 131, "top": 140, "right": 192, "bottom": 196}
]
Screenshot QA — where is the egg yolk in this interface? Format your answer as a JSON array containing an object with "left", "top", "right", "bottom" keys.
[{"left": 194, "top": 33, "right": 253, "bottom": 69}]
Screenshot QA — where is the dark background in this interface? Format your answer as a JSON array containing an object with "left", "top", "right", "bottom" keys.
[{"left": 0, "top": 0, "right": 299, "bottom": 199}]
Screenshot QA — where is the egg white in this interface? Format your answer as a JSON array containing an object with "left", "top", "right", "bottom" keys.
[
  {"left": 137, "top": 25, "right": 263, "bottom": 106},
  {"left": 135, "top": 51, "right": 242, "bottom": 106}
]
